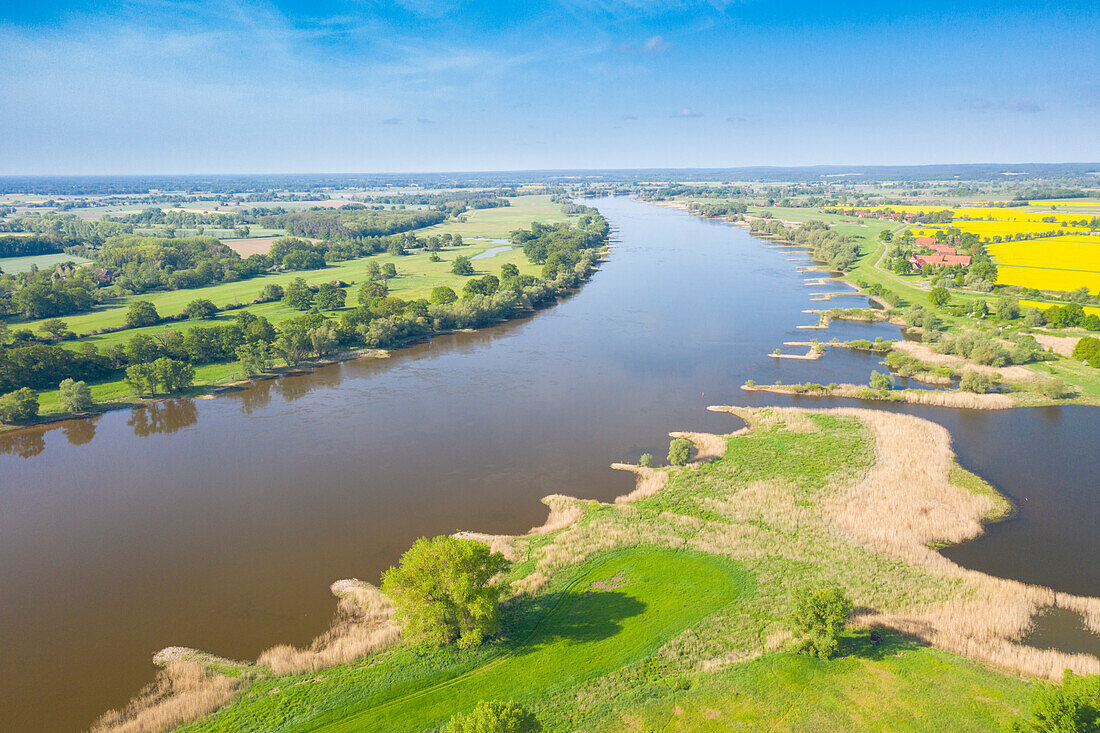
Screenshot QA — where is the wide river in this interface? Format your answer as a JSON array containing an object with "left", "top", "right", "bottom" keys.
[{"left": 2, "top": 197, "right": 1097, "bottom": 731}]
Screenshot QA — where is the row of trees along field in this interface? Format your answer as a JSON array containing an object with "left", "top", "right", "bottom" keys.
[
  {"left": 749, "top": 219, "right": 861, "bottom": 270},
  {"left": 0, "top": 209, "right": 610, "bottom": 422}
]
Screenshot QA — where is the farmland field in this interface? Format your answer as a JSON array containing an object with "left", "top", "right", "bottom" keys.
[
  {"left": 419, "top": 195, "right": 570, "bottom": 238},
  {"left": 0, "top": 252, "right": 93, "bottom": 274},
  {"left": 988, "top": 235, "right": 1100, "bottom": 293}
]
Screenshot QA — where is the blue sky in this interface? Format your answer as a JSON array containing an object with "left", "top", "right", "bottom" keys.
[{"left": 1, "top": 0, "right": 1098, "bottom": 174}]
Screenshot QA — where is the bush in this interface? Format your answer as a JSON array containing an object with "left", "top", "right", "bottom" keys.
[
  {"left": 443, "top": 700, "right": 541, "bottom": 733},
  {"left": 1073, "top": 336, "right": 1100, "bottom": 367},
  {"left": 869, "top": 370, "right": 893, "bottom": 390},
  {"left": 1015, "top": 670, "right": 1100, "bottom": 732},
  {"left": 787, "top": 584, "right": 852, "bottom": 659},
  {"left": 59, "top": 378, "right": 93, "bottom": 413},
  {"left": 259, "top": 283, "right": 284, "bottom": 302},
  {"left": 959, "top": 370, "right": 994, "bottom": 393},
  {"left": 125, "top": 300, "right": 160, "bottom": 328},
  {"left": 184, "top": 298, "right": 218, "bottom": 320},
  {"left": 638, "top": 452, "right": 653, "bottom": 468},
  {"left": 1037, "top": 378, "right": 1072, "bottom": 400},
  {"left": 667, "top": 437, "right": 691, "bottom": 466},
  {"left": 381, "top": 536, "right": 510, "bottom": 649},
  {"left": 0, "top": 387, "right": 39, "bottom": 424}
]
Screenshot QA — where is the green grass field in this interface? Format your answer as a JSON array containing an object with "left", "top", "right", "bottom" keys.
[
  {"left": 180, "top": 548, "right": 753, "bottom": 733},
  {"left": 599, "top": 631, "right": 1029, "bottom": 732},
  {"left": 0, "top": 251, "right": 93, "bottom": 274},
  {"left": 419, "top": 195, "right": 570, "bottom": 238}
]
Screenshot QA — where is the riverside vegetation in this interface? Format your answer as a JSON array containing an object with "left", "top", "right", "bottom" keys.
[
  {"left": 92, "top": 406, "right": 1100, "bottom": 732},
  {"left": 0, "top": 198, "right": 609, "bottom": 428}
]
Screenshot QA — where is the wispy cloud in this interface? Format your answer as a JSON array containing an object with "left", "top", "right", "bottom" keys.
[
  {"left": 382, "top": 117, "right": 403, "bottom": 125},
  {"left": 964, "top": 97, "right": 1045, "bottom": 114},
  {"left": 619, "top": 114, "right": 638, "bottom": 120},
  {"left": 671, "top": 108, "right": 703, "bottom": 118},
  {"left": 618, "top": 34, "right": 671, "bottom": 54}
]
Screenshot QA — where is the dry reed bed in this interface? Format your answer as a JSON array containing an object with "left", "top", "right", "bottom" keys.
[
  {"left": 742, "top": 383, "right": 1017, "bottom": 409},
  {"left": 891, "top": 340, "right": 1040, "bottom": 382}
]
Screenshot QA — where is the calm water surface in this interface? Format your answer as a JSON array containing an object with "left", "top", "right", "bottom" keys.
[{"left": 1, "top": 198, "right": 1097, "bottom": 731}]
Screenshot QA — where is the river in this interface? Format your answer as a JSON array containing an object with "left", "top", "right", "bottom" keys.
[{"left": 1, "top": 197, "right": 1097, "bottom": 731}]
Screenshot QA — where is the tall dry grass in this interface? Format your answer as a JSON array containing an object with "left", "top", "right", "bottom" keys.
[
  {"left": 743, "top": 383, "right": 1016, "bottom": 409},
  {"left": 255, "top": 580, "right": 400, "bottom": 675},
  {"left": 89, "top": 662, "right": 241, "bottom": 733}
]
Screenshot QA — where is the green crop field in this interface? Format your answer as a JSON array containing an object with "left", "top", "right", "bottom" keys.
[
  {"left": 420, "top": 195, "right": 570, "bottom": 238},
  {"left": 0, "top": 252, "right": 93, "bottom": 274}
]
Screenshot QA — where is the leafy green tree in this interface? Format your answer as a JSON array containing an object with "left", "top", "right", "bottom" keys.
[
  {"left": 452, "top": 255, "right": 474, "bottom": 276},
  {"left": 358, "top": 280, "right": 388, "bottom": 304},
  {"left": 39, "top": 318, "right": 69, "bottom": 340},
  {"left": 500, "top": 262, "right": 519, "bottom": 279},
  {"left": 184, "top": 298, "right": 218, "bottom": 320},
  {"left": 309, "top": 325, "right": 337, "bottom": 357},
  {"left": 1072, "top": 337, "right": 1100, "bottom": 367},
  {"left": 382, "top": 262, "right": 397, "bottom": 279},
  {"left": 153, "top": 358, "right": 195, "bottom": 394},
  {"left": 787, "top": 584, "right": 852, "bottom": 659},
  {"left": 443, "top": 701, "right": 541, "bottom": 733},
  {"left": 283, "top": 277, "right": 313, "bottom": 311},
  {"left": 959, "top": 370, "right": 994, "bottom": 393},
  {"left": 638, "top": 453, "right": 653, "bottom": 468},
  {"left": 314, "top": 283, "right": 346, "bottom": 311},
  {"left": 928, "top": 286, "right": 950, "bottom": 307},
  {"left": 463, "top": 275, "right": 499, "bottom": 298},
  {"left": 667, "top": 437, "right": 691, "bottom": 466},
  {"left": 366, "top": 261, "right": 382, "bottom": 280},
  {"left": 0, "top": 387, "right": 39, "bottom": 423},
  {"left": 869, "top": 370, "right": 893, "bottom": 390},
  {"left": 1037, "top": 378, "right": 1071, "bottom": 400},
  {"left": 59, "top": 378, "right": 93, "bottom": 413},
  {"left": 996, "top": 298, "right": 1021, "bottom": 321},
  {"left": 126, "top": 333, "right": 161, "bottom": 364},
  {"left": 236, "top": 342, "right": 273, "bottom": 377},
  {"left": 381, "top": 536, "right": 510, "bottom": 649},
  {"left": 125, "top": 300, "right": 160, "bottom": 328},
  {"left": 430, "top": 286, "right": 458, "bottom": 305},
  {"left": 260, "top": 283, "right": 284, "bottom": 302}
]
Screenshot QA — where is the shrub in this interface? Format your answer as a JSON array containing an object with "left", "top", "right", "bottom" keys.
[
  {"left": 443, "top": 700, "right": 541, "bottom": 733},
  {"left": 667, "top": 437, "right": 691, "bottom": 466},
  {"left": 1073, "top": 336, "right": 1100, "bottom": 367},
  {"left": 59, "top": 378, "right": 93, "bottom": 413},
  {"left": 959, "top": 370, "right": 994, "bottom": 393},
  {"left": 638, "top": 453, "right": 653, "bottom": 468},
  {"left": 125, "top": 300, "right": 160, "bottom": 328},
  {"left": 184, "top": 298, "right": 218, "bottom": 320},
  {"left": 787, "top": 584, "right": 852, "bottom": 659},
  {"left": 869, "top": 370, "right": 892, "bottom": 390},
  {"left": 1016, "top": 670, "right": 1100, "bottom": 732},
  {"left": 1037, "top": 378, "right": 1072, "bottom": 400},
  {"left": 381, "top": 536, "right": 510, "bottom": 649},
  {"left": 0, "top": 387, "right": 39, "bottom": 424},
  {"left": 259, "top": 283, "right": 284, "bottom": 302}
]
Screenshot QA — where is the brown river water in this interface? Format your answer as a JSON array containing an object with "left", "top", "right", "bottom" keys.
[{"left": 1, "top": 197, "right": 1098, "bottom": 731}]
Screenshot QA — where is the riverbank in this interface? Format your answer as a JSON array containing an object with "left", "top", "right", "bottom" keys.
[
  {"left": 645, "top": 198, "right": 1100, "bottom": 407},
  {"left": 95, "top": 406, "right": 1100, "bottom": 732}
]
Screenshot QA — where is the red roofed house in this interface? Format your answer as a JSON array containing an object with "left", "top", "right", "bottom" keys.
[{"left": 914, "top": 236, "right": 938, "bottom": 247}]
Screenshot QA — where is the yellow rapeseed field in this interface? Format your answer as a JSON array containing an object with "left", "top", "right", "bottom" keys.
[
  {"left": 1020, "top": 300, "right": 1100, "bottom": 316},
  {"left": 988, "top": 235, "right": 1100, "bottom": 294}
]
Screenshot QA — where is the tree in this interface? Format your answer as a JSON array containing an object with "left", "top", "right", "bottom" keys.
[
  {"left": 430, "top": 285, "right": 458, "bottom": 305},
  {"left": 638, "top": 453, "right": 653, "bottom": 468},
  {"left": 39, "top": 318, "right": 69, "bottom": 340},
  {"left": 309, "top": 325, "right": 337, "bottom": 357},
  {"left": 787, "top": 584, "right": 852, "bottom": 659},
  {"left": 452, "top": 255, "right": 474, "bottom": 276},
  {"left": 314, "top": 283, "right": 346, "bottom": 311},
  {"left": 869, "top": 370, "right": 893, "bottom": 390},
  {"left": 366, "top": 260, "right": 382, "bottom": 281},
  {"left": 463, "top": 275, "right": 499, "bottom": 299},
  {"left": 382, "top": 262, "right": 397, "bottom": 279},
  {"left": 928, "top": 286, "right": 950, "bottom": 307},
  {"left": 358, "top": 280, "right": 388, "bottom": 304},
  {"left": 381, "top": 536, "right": 510, "bottom": 649},
  {"left": 125, "top": 300, "right": 160, "bottom": 328},
  {"left": 1037, "top": 378, "right": 1071, "bottom": 400},
  {"left": 236, "top": 342, "right": 273, "bottom": 377},
  {"left": 283, "top": 277, "right": 313, "bottom": 311},
  {"left": 1072, "top": 337, "right": 1100, "bottom": 367},
  {"left": 500, "top": 262, "right": 519, "bottom": 279},
  {"left": 154, "top": 358, "right": 195, "bottom": 393},
  {"left": 444, "top": 701, "right": 541, "bottom": 733},
  {"left": 667, "top": 437, "right": 691, "bottom": 466},
  {"left": 260, "top": 283, "right": 284, "bottom": 302},
  {"left": 184, "top": 298, "right": 218, "bottom": 320},
  {"left": 59, "top": 378, "right": 93, "bottom": 413},
  {"left": 0, "top": 387, "right": 39, "bottom": 423},
  {"left": 959, "top": 370, "right": 994, "bottom": 393}
]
